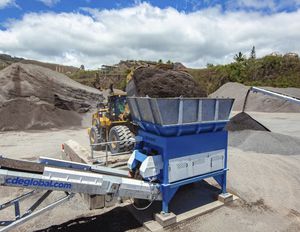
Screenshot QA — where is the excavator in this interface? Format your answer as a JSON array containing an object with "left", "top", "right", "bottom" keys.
[{"left": 88, "top": 84, "right": 135, "bottom": 154}]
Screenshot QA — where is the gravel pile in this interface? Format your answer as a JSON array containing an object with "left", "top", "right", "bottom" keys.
[
  {"left": 0, "top": 63, "right": 103, "bottom": 131},
  {"left": 226, "top": 112, "right": 270, "bottom": 131},
  {"left": 229, "top": 130, "right": 300, "bottom": 155},
  {"left": 210, "top": 82, "right": 300, "bottom": 112}
]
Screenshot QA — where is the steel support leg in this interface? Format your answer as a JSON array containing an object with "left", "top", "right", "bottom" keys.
[
  {"left": 221, "top": 173, "right": 227, "bottom": 194},
  {"left": 0, "top": 190, "right": 36, "bottom": 210},
  {"left": 162, "top": 200, "right": 169, "bottom": 213},
  {"left": 0, "top": 191, "right": 74, "bottom": 232},
  {"left": 213, "top": 172, "right": 227, "bottom": 194},
  {"left": 14, "top": 202, "right": 20, "bottom": 220},
  {"left": 161, "top": 186, "right": 178, "bottom": 214}
]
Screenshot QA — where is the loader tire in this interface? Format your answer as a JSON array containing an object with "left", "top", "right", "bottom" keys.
[
  {"left": 109, "top": 125, "right": 134, "bottom": 154},
  {"left": 89, "top": 126, "right": 104, "bottom": 151}
]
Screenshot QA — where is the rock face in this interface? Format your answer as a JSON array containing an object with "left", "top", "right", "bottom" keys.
[
  {"left": 0, "top": 63, "right": 103, "bottom": 131},
  {"left": 126, "top": 67, "right": 207, "bottom": 97}
]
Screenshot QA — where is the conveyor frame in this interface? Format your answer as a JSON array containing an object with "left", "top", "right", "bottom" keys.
[{"left": 0, "top": 156, "right": 161, "bottom": 231}]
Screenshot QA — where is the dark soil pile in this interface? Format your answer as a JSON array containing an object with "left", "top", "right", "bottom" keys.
[
  {"left": 127, "top": 67, "right": 207, "bottom": 97},
  {"left": 226, "top": 112, "right": 270, "bottom": 131},
  {"left": 0, "top": 63, "right": 103, "bottom": 131}
]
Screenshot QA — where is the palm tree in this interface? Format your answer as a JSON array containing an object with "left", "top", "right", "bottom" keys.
[
  {"left": 250, "top": 46, "right": 256, "bottom": 59},
  {"left": 234, "top": 52, "right": 246, "bottom": 62}
]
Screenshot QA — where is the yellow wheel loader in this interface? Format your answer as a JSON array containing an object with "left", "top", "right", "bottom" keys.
[{"left": 88, "top": 85, "right": 135, "bottom": 154}]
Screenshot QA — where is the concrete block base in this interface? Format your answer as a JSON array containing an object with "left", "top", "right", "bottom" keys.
[
  {"left": 128, "top": 200, "right": 226, "bottom": 232},
  {"left": 218, "top": 193, "right": 234, "bottom": 203},
  {"left": 83, "top": 194, "right": 105, "bottom": 210},
  {"left": 176, "top": 200, "right": 223, "bottom": 223},
  {"left": 128, "top": 182, "right": 239, "bottom": 232},
  {"left": 155, "top": 212, "right": 176, "bottom": 227},
  {"left": 143, "top": 221, "right": 163, "bottom": 232},
  {"left": 62, "top": 140, "right": 107, "bottom": 210}
]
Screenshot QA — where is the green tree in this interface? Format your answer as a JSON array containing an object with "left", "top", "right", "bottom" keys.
[
  {"left": 158, "top": 59, "right": 163, "bottom": 63},
  {"left": 234, "top": 52, "right": 246, "bottom": 62},
  {"left": 250, "top": 46, "right": 256, "bottom": 59}
]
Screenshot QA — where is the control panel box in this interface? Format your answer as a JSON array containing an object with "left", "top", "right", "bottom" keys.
[{"left": 168, "top": 149, "right": 225, "bottom": 183}]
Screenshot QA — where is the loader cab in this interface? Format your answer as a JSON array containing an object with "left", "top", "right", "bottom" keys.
[{"left": 108, "top": 95, "right": 128, "bottom": 121}]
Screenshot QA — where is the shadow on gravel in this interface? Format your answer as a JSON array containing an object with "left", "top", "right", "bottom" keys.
[
  {"left": 226, "top": 112, "right": 270, "bottom": 132},
  {"left": 35, "top": 206, "right": 142, "bottom": 232},
  {"left": 127, "top": 180, "right": 222, "bottom": 225}
]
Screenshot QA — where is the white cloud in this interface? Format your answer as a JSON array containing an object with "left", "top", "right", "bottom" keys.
[
  {"left": 236, "top": 0, "right": 275, "bottom": 9},
  {"left": 38, "top": 0, "right": 60, "bottom": 7},
  {"left": 0, "top": 3, "right": 300, "bottom": 68},
  {"left": 0, "top": 0, "right": 16, "bottom": 9},
  {"left": 232, "top": 0, "right": 300, "bottom": 11}
]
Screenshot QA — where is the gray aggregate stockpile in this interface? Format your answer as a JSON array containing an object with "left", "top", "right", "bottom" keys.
[
  {"left": 127, "top": 67, "right": 206, "bottom": 97},
  {"left": 210, "top": 82, "right": 300, "bottom": 112},
  {"left": 0, "top": 63, "right": 103, "bottom": 131},
  {"left": 229, "top": 130, "right": 300, "bottom": 155},
  {"left": 226, "top": 112, "right": 270, "bottom": 132}
]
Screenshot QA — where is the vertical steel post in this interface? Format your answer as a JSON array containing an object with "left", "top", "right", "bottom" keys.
[
  {"left": 162, "top": 200, "right": 168, "bottom": 214},
  {"left": 105, "top": 144, "right": 108, "bottom": 166},
  {"left": 91, "top": 145, "right": 94, "bottom": 159},
  {"left": 14, "top": 202, "right": 20, "bottom": 220}
]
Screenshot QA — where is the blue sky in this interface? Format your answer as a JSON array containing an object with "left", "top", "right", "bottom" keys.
[
  {"left": 2, "top": 0, "right": 299, "bottom": 23},
  {"left": 0, "top": 0, "right": 299, "bottom": 68},
  {"left": 3, "top": 0, "right": 196, "bottom": 24}
]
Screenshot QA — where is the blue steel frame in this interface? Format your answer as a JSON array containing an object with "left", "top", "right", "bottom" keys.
[{"left": 136, "top": 129, "right": 228, "bottom": 213}]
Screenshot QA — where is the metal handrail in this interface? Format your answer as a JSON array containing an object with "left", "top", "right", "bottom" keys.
[
  {"left": 90, "top": 138, "right": 136, "bottom": 165},
  {"left": 90, "top": 138, "right": 136, "bottom": 146}
]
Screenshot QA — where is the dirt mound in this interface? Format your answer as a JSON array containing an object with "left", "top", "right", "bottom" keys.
[
  {"left": 127, "top": 67, "right": 206, "bottom": 97},
  {"left": 226, "top": 112, "right": 270, "bottom": 131},
  {"left": 0, "top": 63, "right": 103, "bottom": 131},
  {"left": 229, "top": 130, "right": 300, "bottom": 155},
  {"left": 0, "top": 99, "right": 82, "bottom": 130},
  {"left": 210, "top": 82, "right": 300, "bottom": 112}
]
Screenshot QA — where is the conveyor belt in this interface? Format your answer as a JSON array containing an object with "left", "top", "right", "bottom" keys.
[
  {"left": 0, "top": 156, "right": 161, "bottom": 200},
  {"left": 0, "top": 157, "right": 44, "bottom": 174},
  {"left": 0, "top": 156, "right": 129, "bottom": 178},
  {"left": 0, "top": 155, "right": 161, "bottom": 232},
  {"left": 38, "top": 157, "right": 129, "bottom": 178}
]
